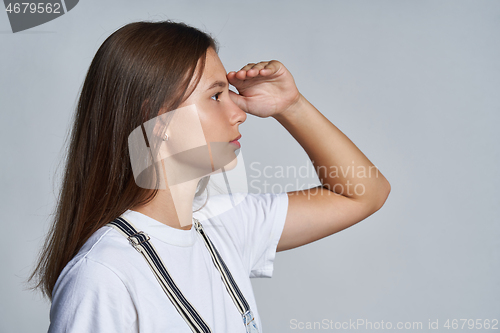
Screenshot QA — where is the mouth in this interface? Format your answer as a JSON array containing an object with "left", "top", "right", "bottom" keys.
[
  {"left": 229, "top": 134, "right": 242, "bottom": 148},
  {"left": 229, "top": 134, "right": 242, "bottom": 143}
]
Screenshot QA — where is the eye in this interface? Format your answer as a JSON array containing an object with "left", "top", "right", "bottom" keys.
[{"left": 211, "top": 91, "right": 223, "bottom": 102}]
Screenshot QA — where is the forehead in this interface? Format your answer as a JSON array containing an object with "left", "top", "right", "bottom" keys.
[
  {"left": 181, "top": 48, "right": 227, "bottom": 105},
  {"left": 200, "top": 48, "right": 226, "bottom": 85}
]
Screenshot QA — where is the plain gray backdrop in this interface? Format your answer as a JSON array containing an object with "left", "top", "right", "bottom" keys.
[{"left": 1, "top": 0, "right": 499, "bottom": 332}]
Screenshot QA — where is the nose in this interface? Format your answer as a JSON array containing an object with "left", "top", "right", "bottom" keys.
[{"left": 228, "top": 97, "right": 247, "bottom": 125}]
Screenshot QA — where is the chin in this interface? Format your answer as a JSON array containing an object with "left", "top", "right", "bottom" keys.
[
  {"left": 224, "top": 154, "right": 238, "bottom": 171},
  {"left": 208, "top": 151, "right": 238, "bottom": 175}
]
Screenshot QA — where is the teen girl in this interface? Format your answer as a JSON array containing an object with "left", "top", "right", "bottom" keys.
[{"left": 29, "top": 20, "right": 391, "bottom": 332}]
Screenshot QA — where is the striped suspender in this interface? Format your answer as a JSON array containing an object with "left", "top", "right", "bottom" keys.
[
  {"left": 107, "top": 217, "right": 211, "bottom": 333},
  {"left": 106, "top": 216, "right": 259, "bottom": 333}
]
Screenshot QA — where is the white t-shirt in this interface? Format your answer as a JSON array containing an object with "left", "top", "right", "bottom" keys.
[{"left": 48, "top": 192, "right": 289, "bottom": 333}]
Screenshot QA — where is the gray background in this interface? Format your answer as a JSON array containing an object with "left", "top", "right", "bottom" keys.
[{"left": 1, "top": 0, "right": 499, "bottom": 332}]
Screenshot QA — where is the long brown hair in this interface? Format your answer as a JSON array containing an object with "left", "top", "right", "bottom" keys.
[{"left": 26, "top": 20, "right": 218, "bottom": 300}]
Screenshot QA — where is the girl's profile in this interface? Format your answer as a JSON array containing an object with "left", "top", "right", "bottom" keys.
[{"left": 28, "top": 20, "right": 391, "bottom": 332}]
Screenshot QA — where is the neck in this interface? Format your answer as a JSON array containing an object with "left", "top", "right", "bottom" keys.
[{"left": 131, "top": 177, "right": 201, "bottom": 230}]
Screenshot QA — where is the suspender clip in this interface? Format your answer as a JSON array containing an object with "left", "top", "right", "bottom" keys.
[
  {"left": 127, "top": 231, "right": 151, "bottom": 252},
  {"left": 193, "top": 219, "right": 203, "bottom": 233}
]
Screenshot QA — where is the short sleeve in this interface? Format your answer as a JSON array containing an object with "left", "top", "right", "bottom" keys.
[
  {"left": 231, "top": 192, "right": 289, "bottom": 278},
  {"left": 48, "top": 257, "right": 138, "bottom": 333}
]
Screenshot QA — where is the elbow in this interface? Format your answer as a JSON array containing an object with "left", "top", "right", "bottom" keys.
[{"left": 370, "top": 180, "right": 391, "bottom": 213}]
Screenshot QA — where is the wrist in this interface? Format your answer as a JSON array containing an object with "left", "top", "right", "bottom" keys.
[{"left": 272, "top": 93, "right": 307, "bottom": 123}]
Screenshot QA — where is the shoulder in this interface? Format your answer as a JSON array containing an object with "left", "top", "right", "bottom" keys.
[
  {"left": 198, "top": 192, "right": 289, "bottom": 278},
  {"left": 222, "top": 191, "right": 289, "bottom": 224},
  {"left": 49, "top": 228, "right": 138, "bottom": 332},
  {"left": 196, "top": 192, "right": 288, "bottom": 222},
  {"left": 196, "top": 192, "right": 289, "bottom": 246},
  {"left": 236, "top": 192, "right": 289, "bottom": 211},
  {"left": 53, "top": 226, "right": 136, "bottom": 295},
  {"left": 79, "top": 226, "right": 134, "bottom": 264}
]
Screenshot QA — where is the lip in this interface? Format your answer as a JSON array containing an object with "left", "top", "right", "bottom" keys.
[
  {"left": 229, "top": 134, "right": 242, "bottom": 148},
  {"left": 229, "top": 134, "right": 242, "bottom": 142}
]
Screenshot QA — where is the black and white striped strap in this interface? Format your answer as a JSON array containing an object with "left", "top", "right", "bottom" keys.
[
  {"left": 107, "top": 217, "right": 211, "bottom": 333},
  {"left": 192, "top": 219, "right": 250, "bottom": 314},
  {"left": 106, "top": 216, "right": 257, "bottom": 333}
]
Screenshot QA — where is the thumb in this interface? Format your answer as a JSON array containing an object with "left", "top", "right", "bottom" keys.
[{"left": 228, "top": 90, "right": 249, "bottom": 112}]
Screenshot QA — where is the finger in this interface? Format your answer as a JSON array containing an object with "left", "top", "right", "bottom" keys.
[
  {"left": 247, "top": 62, "right": 270, "bottom": 77},
  {"left": 226, "top": 71, "right": 236, "bottom": 85},
  {"left": 227, "top": 69, "right": 250, "bottom": 86},
  {"left": 240, "top": 63, "right": 256, "bottom": 72},
  {"left": 234, "top": 65, "right": 253, "bottom": 80},
  {"left": 261, "top": 60, "right": 280, "bottom": 75},
  {"left": 228, "top": 63, "right": 251, "bottom": 81},
  {"left": 236, "top": 62, "right": 267, "bottom": 80},
  {"left": 227, "top": 71, "right": 238, "bottom": 82},
  {"left": 234, "top": 69, "right": 248, "bottom": 80},
  {"left": 228, "top": 90, "right": 248, "bottom": 112},
  {"left": 234, "top": 61, "right": 272, "bottom": 80},
  {"left": 227, "top": 72, "right": 246, "bottom": 88}
]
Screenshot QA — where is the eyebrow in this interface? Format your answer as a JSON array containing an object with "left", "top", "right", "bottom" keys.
[{"left": 206, "top": 80, "right": 227, "bottom": 91}]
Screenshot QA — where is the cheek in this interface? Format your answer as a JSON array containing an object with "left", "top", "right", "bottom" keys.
[
  {"left": 198, "top": 106, "right": 227, "bottom": 142},
  {"left": 168, "top": 104, "right": 207, "bottom": 153}
]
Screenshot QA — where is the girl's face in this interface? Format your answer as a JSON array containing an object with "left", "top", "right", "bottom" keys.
[
  {"left": 159, "top": 47, "right": 246, "bottom": 181},
  {"left": 181, "top": 47, "right": 247, "bottom": 146}
]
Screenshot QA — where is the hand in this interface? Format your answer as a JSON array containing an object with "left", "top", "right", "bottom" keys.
[{"left": 227, "top": 60, "right": 302, "bottom": 118}]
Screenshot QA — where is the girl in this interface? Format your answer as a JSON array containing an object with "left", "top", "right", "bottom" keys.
[{"left": 28, "top": 20, "right": 391, "bottom": 332}]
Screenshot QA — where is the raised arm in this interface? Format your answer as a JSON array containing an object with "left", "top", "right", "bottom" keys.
[{"left": 227, "top": 60, "right": 391, "bottom": 252}]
